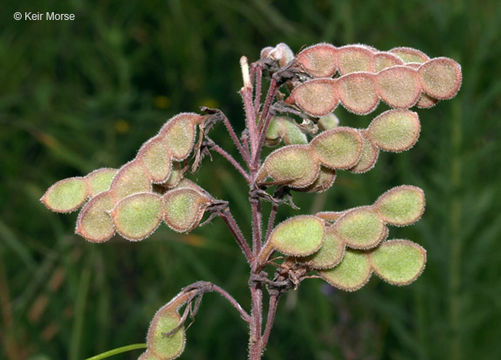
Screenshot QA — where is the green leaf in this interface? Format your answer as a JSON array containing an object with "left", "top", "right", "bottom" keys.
[
  {"left": 375, "top": 185, "right": 425, "bottom": 226},
  {"left": 369, "top": 239, "right": 426, "bottom": 285},
  {"left": 334, "top": 206, "right": 387, "bottom": 249},
  {"left": 319, "top": 249, "right": 372, "bottom": 291},
  {"left": 137, "top": 136, "right": 172, "bottom": 183},
  {"left": 160, "top": 113, "right": 200, "bottom": 161},
  {"left": 418, "top": 57, "right": 462, "bottom": 100},
  {"left": 76, "top": 191, "right": 115, "bottom": 242},
  {"left": 268, "top": 215, "right": 325, "bottom": 257},
  {"left": 257, "top": 145, "right": 320, "bottom": 188},
  {"left": 301, "top": 226, "right": 345, "bottom": 269},
  {"left": 110, "top": 160, "right": 151, "bottom": 200},
  {"left": 111, "top": 192, "right": 163, "bottom": 241},
  {"left": 41, "top": 177, "right": 88, "bottom": 213},
  {"left": 86, "top": 168, "right": 117, "bottom": 196},
  {"left": 163, "top": 188, "right": 211, "bottom": 233},
  {"left": 311, "top": 127, "right": 362, "bottom": 169},
  {"left": 367, "top": 109, "right": 421, "bottom": 152},
  {"left": 147, "top": 308, "right": 185, "bottom": 360}
]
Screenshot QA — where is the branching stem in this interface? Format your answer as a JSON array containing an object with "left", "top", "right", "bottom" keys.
[{"left": 209, "top": 142, "right": 251, "bottom": 183}]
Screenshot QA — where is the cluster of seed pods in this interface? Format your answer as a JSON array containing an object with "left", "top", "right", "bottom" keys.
[
  {"left": 41, "top": 113, "right": 216, "bottom": 242},
  {"left": 257, "top": 108, "right": 421, "bottom": 191},
  {"left": 259, "top": 185, "right": 427, "bottom": 291},
  {"left": 286, "top": 43, "right": 462, "bottom": 116}
]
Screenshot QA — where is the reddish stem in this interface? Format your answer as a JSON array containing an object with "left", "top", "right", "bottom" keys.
[
  {"left": 219, "top": 209, "right": 253, "bottom": 264},
  {"left": 261, "top": 294, "right": 279, "bottom": 350},
  {"left": 210, "top": 143, "right": 251, "bottom": 183},
  {"left": 221, "top": 112, "right": 250, "bottom": 165}
]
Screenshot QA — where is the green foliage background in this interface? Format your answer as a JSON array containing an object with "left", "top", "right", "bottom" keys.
[{"left": 1, "top": 0, "right": 500, "bottom": 359}]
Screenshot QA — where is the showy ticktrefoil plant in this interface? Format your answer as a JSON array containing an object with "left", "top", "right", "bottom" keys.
[{"left": 41, "top": 43, "right": 462, "bottom": 360}]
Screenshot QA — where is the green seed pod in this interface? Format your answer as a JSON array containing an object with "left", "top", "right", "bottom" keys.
[
  {"left": 301, "top": 226, "right": 345, "bottom": 270},
  {"left": 163, "top": 162, "right": 188, "bottom": 189},
  {"left": 349, "top": 132, "right": 379, "bottom": 173},
  {"left": 374, "top": 185, "right": 425, "bottom": 226},
  {"left": 290, "top": 78, "right": 338, "bottom": 117},
  {"left": 337, "top": 45, "right": 375, "bottom": 74},
  {"left": 137, "top": 135, "right": 172, "bottom": 183},
  {"left": 160, "top": 113, "right": 202, "bottom": 161},
  {"left": 369, "top": 239, "right": 426, "bottom": 285},
  {"left": 319, "top": 249, "right": 372, "bottom": 292},
  {"left": 110, "top": 160, "right": 151, "bottom": 200},
  {"left": 265, "top": 117, "right": 307, "bottom": 146},
  {"left": 75, "top": 191, "right": 116, "bottom": 242},
  {"left": 41, "top": 177, "right": 88, "bottom": 213},
  {"left": 334, "top": 206, "right": 387, "bottom": 249},
  {"left": 374, "top": 52, "right": 404, "bottom": 72},
  {"left": 294, "top": 167, "right": 336, "bottom": 193},
  {"left": 111, "top": 192, "right": 164, "bottom": 241},
  {"left": 310, "top": 127, "right": 363, "bottom": 170},
  {"left": 147, "top": 308, "right": 186, "bottom": 360},
  {"left": 163, "top": 188, "right": 212, "bottom": 233},
  {"left": 85, "top": 168, "right": 117, "bottom": 197},
  {"left": 257, "top": 145, "right": 320, "bottom": 188},
  {"left": 367, "top": 109, "right": 421, "bottom": 152},
  {"left": 418, "top": 57, "right": 462, "bottom": 100},
  {"left": 376, "top": 65, "right": 421, "bottom": 108},
  {"left": 337, "top": 73, "right": 379, "bottom": 114},
  {"left": 265, "top": 215, "right": 325, "bottom": 258},
  {"left": 295, "top": 43, "right": 337, "bottom": 78},
  {"left": 389, "top": 47, "right": 429, "bottom": 64},
  {"left": 318, "top": 113, "right": 339, "bottom": 131},
  {"left": 138, "top": 351, "right": 160, "bottom": 360}
]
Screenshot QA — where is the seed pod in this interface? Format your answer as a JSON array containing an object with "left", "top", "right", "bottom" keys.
[
  {"left": 294, "top": 167, "right": 336, "bottom": 193},
  {"left": 337, "top": 73, "right": 379, "bottom": 114},
  {"left": 334, "top": 206, "right": 387, "bottom": 249},
  {"left": 301, "top": 226, "right": 345, "bottom": 270},
  {"left": 138, "top": 351, "right": 159, "bottom": 360},
  {"left": 376, "top": 65, "right": 421, "bottom": 108},
  {"left": 257, "top": 145, "right": 320, "bottom": 188},
  {"left": 85, "top": 168, "right": 117, "bottom": 197},
  {"left": 374, "top": 52, "right": 404, "bottom": 72},
  {"left": 310, "top": 127, "right": 363, "bottom": 170},
  {"left": 337, "top": 45, "right": 375, "bottom": 74},
  {"left": 405, "top": 63, "right": 438, "bottom": 108},
  {"left": 147, "top": 307, "right": 186, "bottom": 360},
  {"left": 111, "top": 192, "right": 164, "bottom": 241},
  {"left": 418, "top": 57, "right": 462, "bottom": 100},
  {"left": 160, "top": 113, "right": 202, "bottom": 161},
  {"left": 319, "top": 249, "right": 372, "bottom": 292},
  {"left": 265, "top": 117, "right": 307, "bottom": 146},
  {"left": 318, "top": 113, "right": 339, "bottom": 130},
  {"left": 389, "top": 47, "right": 430, "bottom": 64},
  {"left": 369, "top": 239, "right": 426, "bottom": 285},
  {"left": 75, "top": 191, "right": 115, "bottom": 242},
  {"left": 163, "top": 188, "right": 212, "bottom": 233},
  {"left": 110, "top": 160, "right": 151, "bottom": 200},
  {"left": 264, "top": 215, "right": 325, "bottom": 258},
  {"left": 41, "top": 177, "right": 88, "bottom": 213},
  {"left": 137, "top": 135, "right": 172, "bottom": 183},
  {"left": 349, "top": 132, "right": 379, "bottom": 173},
  {"left": 295, "top": 43, "right": 338, "bottom": 77},
  {"left": 374, "top": 185, "right": 425, "bottom": 226},
  {"left": 367, "top": 109, "right": 421, "bottom": 152},
  {"left": 315, "top": 211, "right": 345, "bottom": 222},
  {"left": 290, "top": 78, "right": 338, "bottom": 117},
  {"left": 163, "top": 162, "right": 188, "bottom": 189}
]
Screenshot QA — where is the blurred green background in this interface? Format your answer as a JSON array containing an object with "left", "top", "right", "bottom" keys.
[{"left": 1, "top": 0, "right": 500, "bottom": 359}]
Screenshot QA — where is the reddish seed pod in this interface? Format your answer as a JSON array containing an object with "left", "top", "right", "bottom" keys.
[
  {"left": 337, "top": 72, "right": 379, "bottom": 115},
  {"left": 373, "top": 52, "right": 404, "bottom": 72},
  {"left": 295, "top": 43, "right": 338, "bottom": 78},
  {"left": 376, "top": 65, "right": 421, "bottom": 108},
  {"left": 337, "top": 45, "right": 375, "bottom": 75},
  {"left": 389, "top": 47, "right": 430, "bottom": 64},
  {"left": 418, "top": 57, "right": 462, "bottom": 100},
  {"left": 290, "top": 78, "right": 338, "bottom": 117}
]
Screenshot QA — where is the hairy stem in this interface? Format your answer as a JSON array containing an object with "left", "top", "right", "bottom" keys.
[
  {"left": 261, "top": 294, "right": 279, "bottom": 350},
  {"left": 221, "top": 112, "right": 250, "bottom": 165},
  {"left": 254, "top": 78, "right": 278, "bottom": 165},
  {"left": 210, "top": 143, "right": 251, "bottom": 183},
  {"left": 219, "top": 209, "right": 253, "bottom": 264}
]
